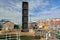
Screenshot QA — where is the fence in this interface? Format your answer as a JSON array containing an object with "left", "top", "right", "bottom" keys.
[
  {"left": 0, "top": 32, "right": 21, "bottom": 40},
  {"left": 0, "top": 29, "right": 59, "bottom": 40},
  {"left": 0, "top": 29, "right": 42, "bottom": 40}
]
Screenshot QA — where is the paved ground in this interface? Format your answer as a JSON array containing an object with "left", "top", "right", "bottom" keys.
[{"left": 40, "top": 38, "right": 59, "bottom": 40}]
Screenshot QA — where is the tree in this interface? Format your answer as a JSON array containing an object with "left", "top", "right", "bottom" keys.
[{"left": 14, "top": 24, "right": 19, "bottom": 29}]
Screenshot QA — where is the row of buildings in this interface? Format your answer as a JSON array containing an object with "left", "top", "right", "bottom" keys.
[
  {"left": 30, "top": 18, "right": 60, "bottom": 30},
  {"left": 0, "top": 18, "right": 60, "bottom": 31}
]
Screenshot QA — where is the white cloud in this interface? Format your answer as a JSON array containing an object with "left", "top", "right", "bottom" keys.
[
  {"left": 0, "top": 6, "right": 22, "bottom": 24},
  {"left": 8, "top": 1, "right": 22, "bottom": 10},
  {"left": 0, "top": 0, "right": 60, "bottom": 24},
  {"left": 29, "top": 5, "right": 60, "bottom": 21},
  {"left": 0, "top": 0, "right": 22, "bottom": 24},
  {"left": 33, "top": 6, "right": 60, "bottom": 16},
  {"left": 29, "top": 0, "right": 49, "bottom": 10}
]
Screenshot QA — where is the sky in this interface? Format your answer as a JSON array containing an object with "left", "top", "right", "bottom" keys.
[{"left": 0, "top": 0, "right": 60, "bottom": 25}]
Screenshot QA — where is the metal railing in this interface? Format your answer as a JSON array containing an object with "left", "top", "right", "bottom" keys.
[{"left": 0, "top": 28, "right": 59, "bottom": 40}]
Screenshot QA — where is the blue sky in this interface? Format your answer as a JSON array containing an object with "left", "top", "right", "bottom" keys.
[{"left": 0, "top": 0, "right": 60, "bottom": 24}]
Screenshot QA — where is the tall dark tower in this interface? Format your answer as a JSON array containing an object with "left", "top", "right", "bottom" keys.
[{"left": 21, "top": 2, "right": 29, "bottom": 32}]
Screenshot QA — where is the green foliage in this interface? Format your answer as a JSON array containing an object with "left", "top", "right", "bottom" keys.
[
  {"left": 20, "top": 36, "right": 33, "bottom": 40},
  {"left": 20, "top": 36, "right": 41, "bottom": 40},
  {"left": 14, "top": 24, "right": 19, "bottom": 29},
  {"left": 54, "top": 31, "right": 60, "bottom": 36},
  {"left": 34, "top": 36, "right": 41, "bottom": 39}
]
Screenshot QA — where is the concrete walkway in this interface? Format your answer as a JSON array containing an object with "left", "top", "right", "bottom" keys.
[{"left": 40, "top": 38, "right": 59, "bottom": 40}]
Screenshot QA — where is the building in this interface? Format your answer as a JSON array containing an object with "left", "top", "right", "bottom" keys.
[
  {"left": 2, "top": 21, "right": 14, "bottom": 31},
  {"left": 30, "top": 22, "right": 38, "bottom": 29},
  {"left": 37, "top": 20, "right": 47, "bottom": 28}
]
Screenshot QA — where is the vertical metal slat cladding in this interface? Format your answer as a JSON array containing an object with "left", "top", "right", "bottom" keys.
[{"left": 22, "top": 2, "right": 29, "bottom": 32}]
